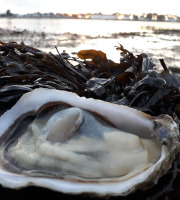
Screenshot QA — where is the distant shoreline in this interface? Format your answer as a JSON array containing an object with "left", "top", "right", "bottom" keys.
[
  {"left": 1, "top": 16, "right": 180, "bottom": 23},
  {"left": 1, "top": 11, "right": 180, "bottom": 23}
]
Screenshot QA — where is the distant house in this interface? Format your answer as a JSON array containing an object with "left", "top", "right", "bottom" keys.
[
  {"left": 123, "top": 15, "right": 130, "bottom": 20},
  {"left": 177, "top": 17, "right": 180, "bottom": 22},
  {"left": 139, "top": 15, "right": 147, "bottom": 21},
  {"left": 166, "top": 17, "right": 176, "bottom": 22},
  {"left": 91, "top": 14, "right": 117, "bottom": 20},
  {"left": 165, "top": 15, "right": 177, "bottom": 22},
  {"left": 32, "top": 12, "right": 42, "bottom": 18}
]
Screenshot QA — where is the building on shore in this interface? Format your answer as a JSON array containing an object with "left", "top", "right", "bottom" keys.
[{"left": 90, "top": 14, "right": 117, "bottom": 20}]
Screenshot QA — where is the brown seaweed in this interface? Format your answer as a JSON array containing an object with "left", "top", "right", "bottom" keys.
[
  {"left": 77, "top": 49, "right": 108, "bottom": 66},
  {"left": 0, "top": 41, "right": 180, "bottom": 200},
  {"left": 0, "top": 41, "right": 179, "bottom": 120}
]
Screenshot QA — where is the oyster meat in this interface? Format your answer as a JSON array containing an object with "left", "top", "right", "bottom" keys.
[{"left": 0, "top": 88, "right": 179, "bottom": 196}]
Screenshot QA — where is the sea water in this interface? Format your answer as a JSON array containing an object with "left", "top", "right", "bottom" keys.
[{"left": 0, "top": 18, "right": 180, "bottom": 68}]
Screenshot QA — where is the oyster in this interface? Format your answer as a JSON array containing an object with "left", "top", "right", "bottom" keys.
[{"left": 0, "top": 88, "right": 179, "bottom": 196}]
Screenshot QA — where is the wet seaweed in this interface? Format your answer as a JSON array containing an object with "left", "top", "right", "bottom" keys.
[
  {"left": 0, "top": 41, "right": 179, "bottom": 123},
  {"left": 0, "top": 41, "right": 180, "bottom": 199}
]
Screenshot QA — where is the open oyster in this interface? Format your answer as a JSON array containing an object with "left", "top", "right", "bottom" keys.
[{"left": 0, "top": 88, "right": 179, "bottom": 196}]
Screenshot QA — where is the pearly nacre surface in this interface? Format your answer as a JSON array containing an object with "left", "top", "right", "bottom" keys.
[
  {"left": 0, "top": 88, "right": 179, "bottom": 196},
  {"left": 6, "top": 107, "right": 161, "bottom": 180}
]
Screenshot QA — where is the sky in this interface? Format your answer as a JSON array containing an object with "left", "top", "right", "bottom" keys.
[{"left": 1, "top": 0, "right": 180, "bottom": 16}]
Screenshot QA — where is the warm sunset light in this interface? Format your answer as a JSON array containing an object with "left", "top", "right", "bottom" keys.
[
  {"left": 1, "top": 0, "right": 180, "bottom": 16},
  {"left": 0, "top": 0, "right": 180, "bottom": 199}
]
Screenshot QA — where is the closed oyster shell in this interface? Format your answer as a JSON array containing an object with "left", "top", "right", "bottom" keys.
[{"left": 0, "top": 88, "right": 179, "bottom": 196}]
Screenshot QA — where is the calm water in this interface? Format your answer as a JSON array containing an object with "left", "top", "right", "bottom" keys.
[
  {"left": 1, "top": 18, "right": 180, "bottom": 34},
  {"left": 1, "top": 18, "right": 180, "bottom": 67}
]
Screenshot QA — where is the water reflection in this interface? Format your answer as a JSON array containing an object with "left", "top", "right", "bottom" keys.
[
  {"left": 1, "top": 18, "right": 180, "bottom": 34},
  {"left": 0, "top": 18, "right": 180, "bottom": 68}
]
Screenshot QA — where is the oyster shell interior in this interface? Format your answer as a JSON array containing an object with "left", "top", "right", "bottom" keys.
[
  {"left": 0, "top": 88, "right": 179, "bottom": 196},
  {"left": 4, "top": 105, "right": 162, "bottom": 181}
]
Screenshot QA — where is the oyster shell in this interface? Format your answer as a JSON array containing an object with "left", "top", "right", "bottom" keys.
[{"left": 0, "top": 88, "right": 179, "bottom": 196}]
